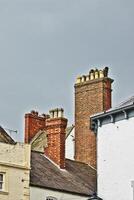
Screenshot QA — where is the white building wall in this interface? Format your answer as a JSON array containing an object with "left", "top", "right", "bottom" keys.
[
  {"left": 65, "top": 129, "right": 75, "bottom": 160},
  {"left": 98, "top": 117, "right": 134, "bottom": 200},
  {"left": 0, "top": 142, "right": 31, "bottom": 200},
  {"left": 30, "top": 186, "right": 89, "bottom": 200}
]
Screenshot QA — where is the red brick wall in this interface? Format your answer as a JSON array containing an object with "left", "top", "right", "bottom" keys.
[
  {"left": 45, "top": 118, "right": 68, "bottom": 169},
  {"left": 25, "top": 111, "right": 48, "bottom": 143},
  {"left": 104, "top": 79, "right": 112, "bottom": 110},
  {"left": 74, "top": 77, "right": 113, "bottom": 168}
]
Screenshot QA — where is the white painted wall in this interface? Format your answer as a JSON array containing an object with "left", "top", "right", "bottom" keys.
[
  {"left": 97, "top": 117, "right": 134, "bottom": 200},
  {"left": 65, "top": 129, "right": 75, "bottom": 160},
  {"left": 30, "top": 186, "right": 89, "bottom": 200}
]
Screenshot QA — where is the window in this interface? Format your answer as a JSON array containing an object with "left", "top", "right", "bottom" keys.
[
  {"left": 0, "top": 174, "right": 4, "bottom": 191},
  {"left": 46, "top": 197, "right": 57, "bottom": 200},
  {"left": 131, "top": 180, "right": 134, "bottom": 200}
]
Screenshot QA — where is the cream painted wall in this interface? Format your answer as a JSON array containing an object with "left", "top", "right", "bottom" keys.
[
  {"left": 0, "top": 142, "right": 31, "bottom": 200},
  {"left": 30, "top": 186, "right": 89, "bottom": 200},
  {"left": 97, "top": 117, "right": 134, "bottom": 200}
]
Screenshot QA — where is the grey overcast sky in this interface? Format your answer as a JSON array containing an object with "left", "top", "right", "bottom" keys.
[{"left": 0, "top": 0, "right": 134, "bottom": 141}]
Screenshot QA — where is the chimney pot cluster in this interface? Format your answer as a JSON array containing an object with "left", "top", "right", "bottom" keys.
[
  {"left": 41, "top": 113, "right": 50, "bottom": 119},
  {"left": 30, "top": 110, "right": 50, "bottom": 119},
  {"left": 76, "top": 67, "right": 109, "bottom": 84},
  {"left": 31, "top": 110, "right": 39, "bottom": 116},
  {"left": 49, "top": 108, "right": 64, "bottom": 119}
]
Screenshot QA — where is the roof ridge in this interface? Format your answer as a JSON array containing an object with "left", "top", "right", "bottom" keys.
[
  {"left": 31, "top": 150, "right": 44, "bottom": 154},
  {"left": 65, "top": 158, "right": 87, "bottom": 164}
]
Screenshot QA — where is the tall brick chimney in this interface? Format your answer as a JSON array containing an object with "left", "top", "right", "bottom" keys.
[
  {"left": 74, "top": 67, "right": 113, "bottom": 168},
  {"left": 25, "top": 110, "right": 49, "bottom": 143},
  {"left": 45, "top": 108, "right": 68, "bottom": 169}
]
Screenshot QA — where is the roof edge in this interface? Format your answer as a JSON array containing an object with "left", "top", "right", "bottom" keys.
[
  {"left": 30, "top": 183, "right": 92, "bottom": 197},
  {"left": 91, "top": 103, "right": 134, "bottom": 120}
]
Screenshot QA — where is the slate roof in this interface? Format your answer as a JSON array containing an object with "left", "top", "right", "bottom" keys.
[
  {"left": 0, "top": 126, "right": 16, "bottom": 144},
  {"left": 116, "top": 96, "right": 134, "bottom": 108},
  {"left": 30, "top": 151, "right": 96, "bottom": 196},
  {"left": 91, "top": 96, "right": 134, "bottom": 119}
]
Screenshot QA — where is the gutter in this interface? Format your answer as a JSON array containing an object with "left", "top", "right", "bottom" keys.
[{"left": 91, "top": 103, "right": 134, "bottom": 121}]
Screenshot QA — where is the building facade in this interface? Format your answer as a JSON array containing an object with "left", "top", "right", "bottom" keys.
[
  {"left": 91, "top": 97, "right": 134, "bottom": 200},
  {"left": 30, "top": 187, "right": 89, "bottom": 200},
  {"left": 0, "top": 141, "right": 31, "bottom": 200}
]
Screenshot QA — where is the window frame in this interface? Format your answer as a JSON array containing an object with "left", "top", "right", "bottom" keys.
[
  {"left": 46, "top": 196, "right": 57, "bottom": 200},
  {"left": 0, "top": 173, "right": 4, "bottom": 191}
]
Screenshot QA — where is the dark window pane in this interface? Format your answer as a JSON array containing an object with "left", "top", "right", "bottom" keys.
[
  {"left": 0, "top": 182, "right": 2, "bottom": 189},
  {"left": 46, "top": 197, "right": 57, "bottom": 200},
  {"left": 0, "top": 174, "right": 3, "bottom": 181}
]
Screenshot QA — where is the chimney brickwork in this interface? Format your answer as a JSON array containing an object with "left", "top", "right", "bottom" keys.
[
  {"left": 45, "top": 108, "right": 67, "bottom": 169},
  {"left": 74, "top": 67, "right": 113, "bottom": 168},
  {"left": 25, "top": 110, "right": 49, "bottom": 143},
  {"left": 24, "top": 108, "right": 67, "bottom": 169}
]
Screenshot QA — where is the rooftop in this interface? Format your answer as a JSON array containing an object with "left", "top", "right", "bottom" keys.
[
  {"left": 30, "top": 151, "right": 96, "bottom": 196},
  {"left": 0, "top": 126, "right": 16, "bottom": 144}
]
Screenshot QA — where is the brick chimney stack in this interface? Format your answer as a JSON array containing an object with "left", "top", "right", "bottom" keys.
[
  {"left": 25, "top": 108, "right": 67, "bottom": 169},
  {"left": 25, "top": 110, "right": 49, "bottom": 143},
  {"left": 74, "top": 67, "right": 113, "bottom": 168},
  {"left": 45, "top": 108, "right": 68, "bottom": 169}
]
